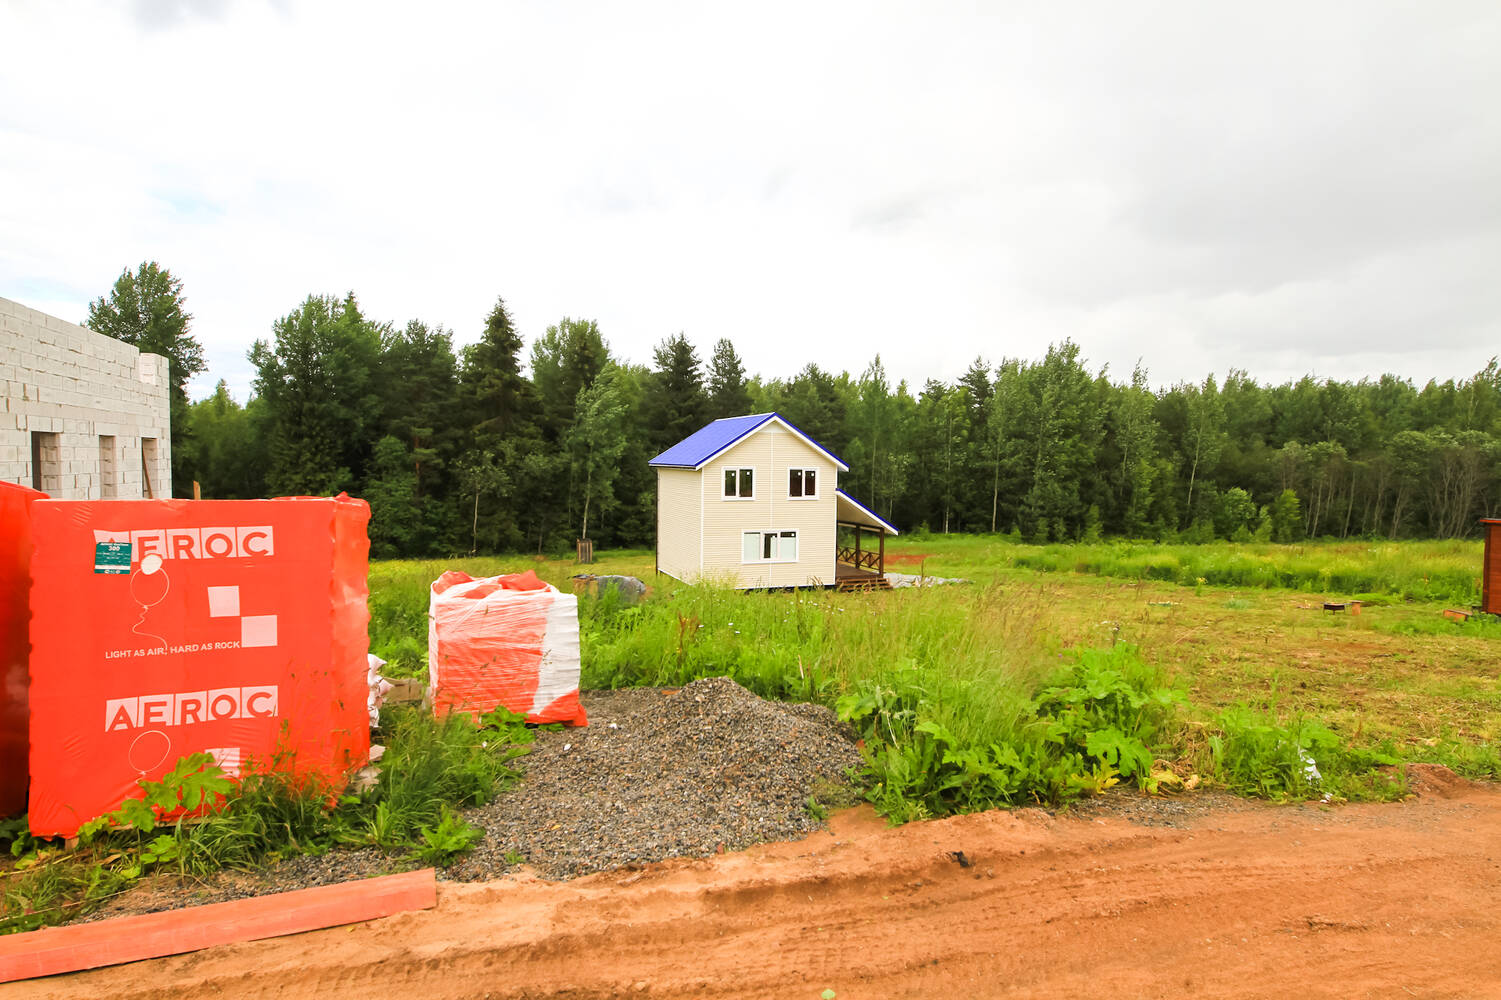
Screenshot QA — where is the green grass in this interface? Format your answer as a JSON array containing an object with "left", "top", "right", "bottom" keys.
[
  {"left": 881, "top": 533, "right": 1486, "bottom": 605},
  {"left": 10, "top": 535, "right": 1493, "bottom": 933},
  {"left": 0, "top": 705, "right": 532, "bottom": 934},
  {"left": 367, "top": 539, "right": 1499, "bottom": 806}
]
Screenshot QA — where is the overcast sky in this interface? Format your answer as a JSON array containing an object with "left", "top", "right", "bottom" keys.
[{"left": 2, "top": 1, "right": 1497, "bottom": 403}]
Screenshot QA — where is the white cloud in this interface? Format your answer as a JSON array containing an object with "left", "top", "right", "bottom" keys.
[{"left": 2, "top": 0, "right": 1497, "bottom": 403}]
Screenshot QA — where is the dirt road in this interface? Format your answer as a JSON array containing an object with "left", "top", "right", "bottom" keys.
[{"left": 17, "top": 766, "right": 1501, "bottom": 1000}]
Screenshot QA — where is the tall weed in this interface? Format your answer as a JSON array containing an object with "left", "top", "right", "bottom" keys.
[
  {"left": 1205, "top": 706, "right": 1405, "bottom": 800},
  {"left": 837, "top": 644, "right": 1186, "bottom": 821}
]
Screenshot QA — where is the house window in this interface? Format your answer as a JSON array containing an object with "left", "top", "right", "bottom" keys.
[
  {"left": 99, "top": 436, "right": 117, "bottom": 498},
  {"left": 742, "top": 529, "right": 798, "bottom": 563},
  {"left": 788, "top": 468, "right": 817, "bottom": 498},
  {"left": 723, "top": 467, "right": 754, "bottom": 499}
]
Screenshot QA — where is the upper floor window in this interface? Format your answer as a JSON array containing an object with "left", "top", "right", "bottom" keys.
[
  {"left": 788, "top": 468, "right": 817, "bottom": 498},
  {"left": 723, "top": 467, "right": 754, "bottom": 498}
]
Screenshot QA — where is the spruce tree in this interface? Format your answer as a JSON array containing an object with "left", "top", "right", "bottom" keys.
[
  {"left": 88, "top": 261, "right": 207, "bottom": 495},
  {"left": 707, "top": 338, "right": 753, "bottom": 418},
  {"left": 648, "top": 333, "right": 708, "bottom": 452}
]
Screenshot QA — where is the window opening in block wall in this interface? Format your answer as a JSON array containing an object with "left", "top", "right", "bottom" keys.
[
  {"left": 141, "top": 437, "right": 159, "bottom": 499},
  {"left": 30, "top": 432, "right": 60, "bottom": 494},
  {"left": 98, "top": 436, "right": 117, "bottom": 498}
]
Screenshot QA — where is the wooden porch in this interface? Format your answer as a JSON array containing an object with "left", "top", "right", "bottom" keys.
[{"left": 835, "top": 520, "right": 891, "bottom": 592}]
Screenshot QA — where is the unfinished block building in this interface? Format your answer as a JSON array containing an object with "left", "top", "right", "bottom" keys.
[{"left": 1, "top": 295, "right": 172, "bottom": 499}]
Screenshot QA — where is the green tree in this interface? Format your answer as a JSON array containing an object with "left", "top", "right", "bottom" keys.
[
  {"left": 1113, "top": 362, "right": 1159, "bottom": 536},
  {"left": 458, "top": 296, "right": 544, "bottom": 553},
  {"left": 706, "top": 338, "right": 753, "bottom": 419},
  {"left": 530, "top": 317, "right": 608, "bottom": 442},
  {"left": 850, "top": 355, "right": 894, "bottom": 505},
  {"left": 982, "top": 360, "right": 1024, "bottom": 532},
  {"left": 1015, "top": 341, "right": 1103, "bottom": 538},
  {"left": 568, "top": 368, "right": 628, "bottom": 540},
  {"left": 380, "top": 321, "right": 459, "bottom": 495},
  {"left": 647, "top": 333, "right": 708, "bottom": 453},
  {"left": 373, "top": 319, "right": 461, "bottom": 554},
  {"left": 778, "top": 364, "right": 848, "bottom": 456},
  {"left": 1300, "top": 440, "right": 1349, "bottom": 537},
  {"left": 461, "top": 297, "right": 531, "bottom": 438},
  {"left": 88, "top": 261, "right": 207, "bottom": 495},
  {"left": 182, "top": 381, "right": 268, "bottom": 499},
  {"left": 913, "top": 380, "right": 970, "bottom": 533},
  {"left": 1268, "top": 489, "right": 1304, "bottom": 543},
  {"left": 955, "top": 357, "right": 997, "bottom": 527},
  {"left": 364, "top": 436, "right": 421, "bottom": 558},
  {"left": 249, "top": 294, "right": 384, "bottom": 496},
  {"left": 455, "top": 446, "right": 513, "bottom": 554},
  {"left": 1215, "top": 486, "right": 1258, "bottom": 539},
  {"left": 1178, "top": 375, "right": 1226, "bottom": 528}
]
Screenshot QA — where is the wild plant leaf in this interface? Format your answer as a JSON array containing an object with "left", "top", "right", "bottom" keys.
[
  {"left": 914, "top": 720, "right": 956, "bottom": 747},
  {"left": 1084, "top": 728, "right": 1152, "bottom": 779},
  {"left": 117, "top": 798, "right": 158, "bottom": 833},
  {"left": 141, "top": 834, "right": 180, "bottom": 866},
  {"left": 834, "top": 692, "right": 875, "bottom": 724},
  {"left": 988, "top": 743, "right": 1025, "bottom": 772}
]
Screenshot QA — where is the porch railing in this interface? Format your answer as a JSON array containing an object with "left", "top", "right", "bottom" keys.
[{"left": 836, "top": 546, "right": 882, "bottom": 571}]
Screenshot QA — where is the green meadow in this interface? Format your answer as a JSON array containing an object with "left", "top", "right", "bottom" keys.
[
  {"left": 8, "top": 535, "right": 1496, "bottom": 934},
  {"left": 370, "top": 535, "right": 1501, "bottom": 818}
]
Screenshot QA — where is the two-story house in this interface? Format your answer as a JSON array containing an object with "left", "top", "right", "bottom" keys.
[{"left": 649, "top": 412, "right": 897, "bottom": 590}]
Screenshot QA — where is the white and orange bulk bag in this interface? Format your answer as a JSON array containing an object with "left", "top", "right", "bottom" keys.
[{"left": 427, "top": 570, "right": 586, "bottom": 726}]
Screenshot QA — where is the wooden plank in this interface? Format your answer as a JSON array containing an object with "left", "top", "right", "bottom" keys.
[
  {"left": 1484, "top": 523, "right": 1499, "bottom": 614},
  {"left": 0, "top": 868, "right": 437, "bottom": 984}
]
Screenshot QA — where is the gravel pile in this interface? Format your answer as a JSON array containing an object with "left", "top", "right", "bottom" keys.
[
  {"left": 451, "top": 677, "right": 865, "bottom": 879},
  {"left": 82, "top": 679, "right": 864, "bottom": 921}
]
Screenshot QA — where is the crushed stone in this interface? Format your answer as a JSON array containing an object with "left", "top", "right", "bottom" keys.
[
  {"left": 84, "top": 678, "right": 864, "bottom": 920},
  {"left": 451, "top": 676, "right": 866, "bottom": 879}
]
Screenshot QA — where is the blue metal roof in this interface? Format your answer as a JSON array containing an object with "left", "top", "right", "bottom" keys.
[
  {"left": 648, "top": 413, "right": 775, "bottom": 468},
  {"left": 648, "top": 412, "right": 849, "bottom": 470}
]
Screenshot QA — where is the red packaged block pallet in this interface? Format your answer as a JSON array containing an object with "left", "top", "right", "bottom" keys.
[
  {"left": 27, "top": 496, "right": 372, "bottom": 837},
  {"left": 0, "top": 482, "right": 45, "bottom": 817},
  {"left": 428, "top": 570, "right": 586, "bottom": 726}
]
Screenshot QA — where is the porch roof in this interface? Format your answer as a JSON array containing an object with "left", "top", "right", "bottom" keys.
[{"left": 835, "top": 489, "right": 899, "bottom": 535}]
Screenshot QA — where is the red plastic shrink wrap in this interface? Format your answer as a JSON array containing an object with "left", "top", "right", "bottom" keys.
[
  {"left": 27, "top": 495, "right": 371, "bottom": 837},
  {"left": 0, "top": 481, "right": 45, "bottom": 816},
  {"left": 427, "top": 570, "right": 587, "bottom": 726}
]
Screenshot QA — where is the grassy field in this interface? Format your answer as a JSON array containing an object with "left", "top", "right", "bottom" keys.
[
  {"left": 9, "top": 536, "right": 1495, "bottom": 933},
  {"left": 369, "top": 536, "right": 1501, "bottom": 812},
  {"left": 884, "top": 533, "right": 1488, "bottom": 605}
]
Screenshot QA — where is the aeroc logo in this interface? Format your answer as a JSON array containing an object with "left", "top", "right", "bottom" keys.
[
  {"left": 92, "top": 526, "right": 275, "bottom": 563},
  {"left": 105, "top": 686, "right": 280, "bottom": 732}
]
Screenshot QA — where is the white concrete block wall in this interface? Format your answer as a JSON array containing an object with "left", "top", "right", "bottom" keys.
[{"left": 0, "top": 295, "right": 171, "bottom": 499}]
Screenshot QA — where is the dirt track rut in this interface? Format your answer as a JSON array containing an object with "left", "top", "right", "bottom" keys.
[{"left": 16, "top": 768, "right": 1501, "bottom": 1000}]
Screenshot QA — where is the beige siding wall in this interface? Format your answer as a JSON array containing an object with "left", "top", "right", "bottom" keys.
[
  {"left": 700, "top": 424, "right": 838, "bottom": 588},
  {"left": 655, "top": 467, "right": 701, "bottom": 583}
]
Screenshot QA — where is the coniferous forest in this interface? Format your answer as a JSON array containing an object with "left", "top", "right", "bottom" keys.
[{"left": 90, "top": 264, "right": 1501, "bottom": 559}]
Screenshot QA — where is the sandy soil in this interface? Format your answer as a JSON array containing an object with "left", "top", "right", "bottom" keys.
[{"left": 15, "top": 766, "right": 1501, "bottom": 1000}]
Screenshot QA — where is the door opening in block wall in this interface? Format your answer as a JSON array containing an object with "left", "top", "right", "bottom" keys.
[
  {"left": 98, "top": 436, "right": 117, "bottom": 498},
  {"left": 141, "top": 437, "right": 159, "bottom": 499},
  {"left": 30, "top": 431, "right": 60, "bottom": 494}
]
